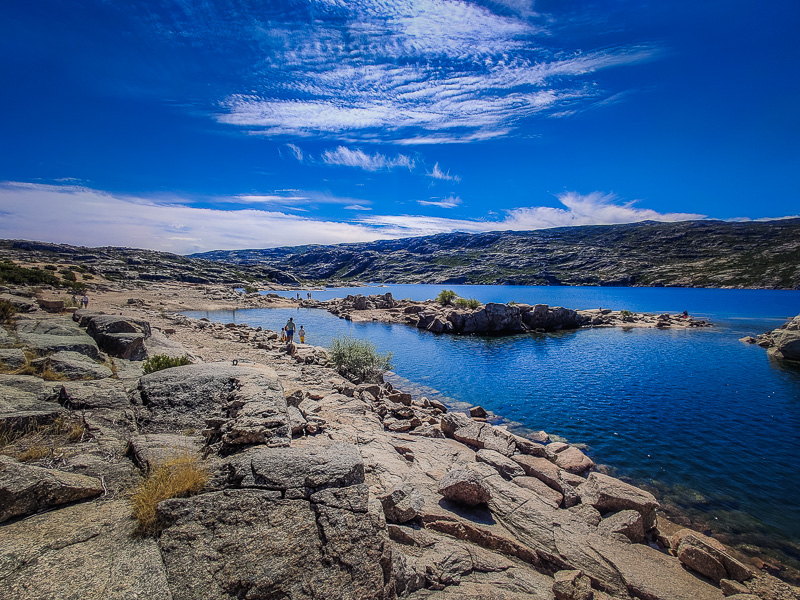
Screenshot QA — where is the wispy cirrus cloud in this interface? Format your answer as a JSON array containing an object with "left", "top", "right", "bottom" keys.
[
  {"left": 418, "top": 195, "right": 462, "bottom": 208},
  {"left": 286, "top": 143, "right": 304, "bottom": 161},
  {"left": 427, "top": 163, "right": 461, "bottom": 182},
  {"left": 138, "top": 0, "right": 659, "bottom": 142},
  {"left": 0, "top": 182, "right": 708, "bottom": 253},
  {"left": 321, "top": 146, "right": 415, "bottom": 171}
]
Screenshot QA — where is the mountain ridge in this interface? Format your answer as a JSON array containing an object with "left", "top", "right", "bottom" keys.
[{"left": 191, "top": 218, "right": 800, "bottom": 289}]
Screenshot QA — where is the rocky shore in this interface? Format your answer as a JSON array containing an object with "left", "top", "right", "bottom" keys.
[
  {"left": 1, "top": 282, "right": 796, "bottom": 600},
  {"left": 321, "top": 292, "right": 711, "bottom": 335},
  {"left": 741, "top": 314, "right": 800, "bottom": 363}
]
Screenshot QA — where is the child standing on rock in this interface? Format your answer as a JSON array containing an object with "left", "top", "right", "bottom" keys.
[{"left": 299, "top": 325, "right": 306, "bottom": 343}]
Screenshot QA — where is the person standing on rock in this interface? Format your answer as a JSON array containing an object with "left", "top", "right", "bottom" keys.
[
  {"left": 82, "top": 294, "right": 89, "bottom": 308},
  {"left": 280, "top": 327, "right": 286, "bottom": 342},
  {"left": 285, "top": 317, "right": 296, "bottom": 343},
  {"left": 299, "top": 325, "right": 306, "bottom": 343}
]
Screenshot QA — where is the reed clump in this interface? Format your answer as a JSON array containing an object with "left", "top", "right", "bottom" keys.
[{"left": 130, "top": 454, "right": 208, "bottom": 536}]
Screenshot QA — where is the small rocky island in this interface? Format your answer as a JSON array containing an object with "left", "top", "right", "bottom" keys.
[
  {"left": 320, "top": 292, "right": 711, "bottom": 335},
  {"left": 0, "top": 282, "right": 795, "bottom": 600}
]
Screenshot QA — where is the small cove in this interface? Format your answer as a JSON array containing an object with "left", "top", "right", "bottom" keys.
[{"left": 184, "top": 284, "right": 800, "bottom": 573}]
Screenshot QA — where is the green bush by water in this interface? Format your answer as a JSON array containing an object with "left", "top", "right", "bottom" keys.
[
  {"left": 328, "top": 335, "right": 392, "bottom": 383},
  {"left": 454, "top": 297, "right": 482, "bottom": 309},
  {"left": 435, "top": 289, "right": 457, "bottom": 305}
]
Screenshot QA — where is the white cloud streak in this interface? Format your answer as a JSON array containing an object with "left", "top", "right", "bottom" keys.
[
  {"left": 321, "top": 146, "right": 415, "bottom": 171},
  {"left": 0, "top": 182, "right": 707, "bottom": 253},
  {"left": 0, "top": 182, "right": 384, "bottom": 253},
  {"left": 418, "top": 195, "right": 462, "bottom": 208}
]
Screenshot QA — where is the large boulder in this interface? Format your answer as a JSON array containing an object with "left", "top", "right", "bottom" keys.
[
  {"left": 0, "top": 348, "right": 27, "bottom": 369},
  {"left": 762, "top": 314, "right": 800, "bottom": 361},
  {"left": 476, "top": 448, "right": 525, "bottom": 480},
  {"left": 553, "top": 446, "right": 595, "bottom": 475},
  {"left": 438, "top": 468, "right": 491, "bottom": 506},
  {"left": 225, "top": 443, "right": 365, "bottom": 498},
  {"left": 521, "top": 304, "right": 584, "bottom": 331},
  {"left": 597, "top": 510, "right": 645, "bottom": 543},
  {"left": 0, "top": 375, "right": 64, "bottom": 432},
  {"left": 0, "top": 499, "right": 171, "bottom": 599},
  {"left": 379, "top": 484, "right": 425, "bottom": 523},
  {"left": 578, "top": 472, "right": 659, "bottom": 531},
  {"left": 158, "top": 442, "right": 392, "bottom": 599},
  {"left": 127, "top": 433, "right": 204, "bottom": 472},
  {"left": 671, "top": 530, "right": 754, "bottom": 583},
  {"left": 31, "top": 350, "right": 113, "bottom": 380},
  {"left": 0, "top": 455, "right": 103, "bottom": 522},
  {"left": 85, "top": 314, "right": 152, "bottom": 360},
  {"left": 138, "top": 363, "right": 289, "bottom": 449},
  {"left": 55, "top": 379, "right": 130, "bottom": 410},
  {"left": 16, "top": 317, "right": 100, "bottom": 359},
  {"left": 440, "top": 412, "right": 516, "bottom": 456},
  {"left": 0, "top": 292, "right": 38, "bottom": 313}
]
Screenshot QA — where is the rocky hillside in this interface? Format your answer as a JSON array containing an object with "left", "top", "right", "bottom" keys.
[
  {"left": 0, "top": 239, "right": 299, "bottom": 286},
  {"left": 194, "top": 219, "right": 800, "bottom": 289}
]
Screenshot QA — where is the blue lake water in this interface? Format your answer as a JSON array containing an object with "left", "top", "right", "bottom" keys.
[{"left": 186, "top": 285, "right": 800, "bottom": 570}]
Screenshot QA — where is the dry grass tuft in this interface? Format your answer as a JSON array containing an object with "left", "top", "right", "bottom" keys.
[
  {"left": 130, "top": 454, "right": 208, "bottom": 536},
  {"left": 16, "top": 444, "right": 51, "bottom": 462},
  {"left": 0, "top": 415, "right": 88, "bottom": 457}
]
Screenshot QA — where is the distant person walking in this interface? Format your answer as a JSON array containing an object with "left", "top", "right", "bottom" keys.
[
  {"left": 81, "top": 294, "right": 89, "bottom": 308},
  {"left": 285, "top": 317, "right": 296, "bottom": 343},
  {"left": 299, "top": 325, "right": 306, "bottom": 343}
]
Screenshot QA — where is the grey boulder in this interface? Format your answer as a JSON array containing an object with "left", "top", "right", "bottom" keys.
[
  {"left": 0, "top": 455, "right": 103, "bottom": 522},
  {"left": 438, "top": 468, "right": 491, "bottom": 506}
]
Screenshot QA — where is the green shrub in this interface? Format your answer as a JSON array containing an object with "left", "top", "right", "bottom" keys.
[
  {"left": 43, "top": 265, "right": 57, "bottom": 271},
  {"left": 0, "top": 261, "right": 60, "bottom": 286},
  {"left": 0, "top": 300, "right": 17, "bottom": 323},
  {"left": 142, "top": 354, "right": 192, "bottom": 374},
  {"left": 454, "top": 297, "right": 482, "bottom": 309},
  {"left": 328, "top": 335, "right": 392, "bottom": 383},
  {"left": 435, "top": 289, "right": 457, "bottom": 306},
  {"left": 242, "top": 285, "right": 259, "bottom": 294},
  {"left": 620, "top": 310, "right": 633, "bottom": 317},
  {"left": 59, "top": 269, "right": 77, "bottom": 282}
]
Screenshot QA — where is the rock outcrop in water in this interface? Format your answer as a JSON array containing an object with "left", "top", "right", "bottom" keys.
[
  {"left": 0, "top": 282, "right": 796, "bottom": 599},
  {"left": 751, "top": 314, "right": 800, "bottom": 362},
  {"left": 325, "top": 293, "right": 711, "bottom": 335}
]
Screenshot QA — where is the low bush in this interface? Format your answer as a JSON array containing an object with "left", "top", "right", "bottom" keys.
[
  {"left": 0, "top": 260, "right": 60, "bottom": 287},
  {"left": 328, "top": 335, "right": 392, "bottom": 383},
  {"left": 130, "top": 454, "right": 208, "bottom": 536},
  {"left": 142, "top": 354, "right": 192, "bottom": 374},
  {"left": 435, "top": 289, "right": 457, "bottom": 306},
  {"left": 242, "top": 285, "right": 259, "bottom": 294},
  {"left": 620, "top": 310, "right": 633, "bottom": 317},
  {"left": 0, "top": 299, "right": 17, "bottom": 323},
  {"left": 454, "top": 297, "right": 482, "bottom": 309}
]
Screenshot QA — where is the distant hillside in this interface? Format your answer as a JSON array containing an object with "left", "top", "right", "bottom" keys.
[
  {"left": 0, "top": 240, "right": 299, "bottom": 286},
  {"left": 192, "top": 219, "right": 800, "bottom": 289}
]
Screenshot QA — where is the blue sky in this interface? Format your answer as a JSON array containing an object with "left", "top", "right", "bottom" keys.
[{"left": 1, "top": 0, "right": 798, "bottom": 253}]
